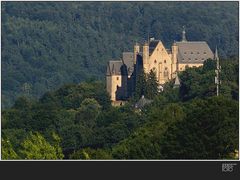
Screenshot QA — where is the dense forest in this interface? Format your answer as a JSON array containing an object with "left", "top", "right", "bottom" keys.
[
  {"left": 1, "top": 1, "right": 239, "bottom": 108},
  {"left": 2, "top": 58, "right": 239, "bottom": 159}
]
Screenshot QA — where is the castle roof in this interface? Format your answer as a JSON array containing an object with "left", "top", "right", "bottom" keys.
[
  {"left": 149, "top": 40, "right": 161, "bottom": 55},
  {"left": 107, "top": 60, "right": 122, "bottom": 75},
  {"left": 122, "top": 52, "right": 134, "bottom": 69},
  {"left": 173, "top": 74, "right": 181, "bottom": 88},
  {"left": 135, "top": 95, "right": 153, "bottom": 109},
  {"left": 176, "top": 41, "right": 214, "bottom": 64},
  {"left": 106, "top": 52, "right": 135, "bottom": 76}
]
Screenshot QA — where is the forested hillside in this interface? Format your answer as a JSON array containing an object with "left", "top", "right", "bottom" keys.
[
  {"left": 2, "top": 59, "right": 239, "bottom": 159},
  {"left": 1, "top": 1, "right": 239, "bottom": 108}
]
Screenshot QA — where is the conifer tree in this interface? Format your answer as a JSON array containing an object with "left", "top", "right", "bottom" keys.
[
  {"left": 145, "top": 70, "right": 158, "bottom": 99},
  {"left": 134, "top": 69, "right": 147, "bottom": 100}
]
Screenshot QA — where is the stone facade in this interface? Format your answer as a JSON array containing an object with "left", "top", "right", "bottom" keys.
[{"left": 106, "top": 29, "right": 214, "bottom": 102}]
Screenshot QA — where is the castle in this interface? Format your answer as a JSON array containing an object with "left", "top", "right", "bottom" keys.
[{"left": 106, "top": 28, "right": 214, "bottom": 102}]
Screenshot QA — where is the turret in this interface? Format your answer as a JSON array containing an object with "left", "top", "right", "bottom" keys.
[
  {"left": 133, "top": 43, "right": 140, "bottom": 64},
  {"left": 143, "top": 42, "right": 149, "bottom": 65},
  {"left": 171, "top": 42, "right": 178, "bottom": 77}
]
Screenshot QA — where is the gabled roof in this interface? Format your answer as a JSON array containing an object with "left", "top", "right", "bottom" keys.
[
  {"left": 149, "top": 40, "right": 161, "bottom": 55},
  {"left": 135, "top": 95, "right": 153, "bottom": 109},
  {"left": 122, "top": 52, "right": 134, "bottom": 75},
  {"left": 106, "top": 60, "right": 122, "bottom": 75},
  {"left": 173, "top": 74, "right": 181, "bottom": 88},
  {"left": 176, "top": 41, "right": 214, "bottom": 64}
]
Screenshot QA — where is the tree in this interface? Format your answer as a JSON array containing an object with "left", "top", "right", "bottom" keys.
[
  {"left": 160, "top": 96, "right": 239, "bottom": 159},
  {"left": 69, "top": 148, "right": 112, "bottom": 159},
  {"left": 145, "top": 69, "right": 158, "bottom": 99},
  {"left": 20, "top": 132, "right": 64, "bottom": 159},
  {"left": 134, "top": 69, "right": 147, "bottom": 100},
  {"left": 1, "top": 138, "right": 19, "bottom": 160},
  {"left": 75, "top": 98, "right": 101, "bottom": 128}
]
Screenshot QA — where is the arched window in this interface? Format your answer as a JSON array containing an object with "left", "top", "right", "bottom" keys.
[{"left": 164, "top": 68, "right": 168, "bottom": 78}]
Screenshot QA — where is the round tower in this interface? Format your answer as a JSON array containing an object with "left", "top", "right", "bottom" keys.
[
  {"left": 134, "top": 43, "right": 140, "bottom": 64},
  {"left": 143, "top": 42, "right": 149, "bottom": 65},
  {"left": 171, "top": 42, "right": 178, "bottom": 78}
]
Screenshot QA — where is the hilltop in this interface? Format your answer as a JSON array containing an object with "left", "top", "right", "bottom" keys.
[
  {"left": 1, "top": 1, "right": 239, "bottom": 108},
  {"left": 2, "top": 59, "right": 239, "bottom": 159}
]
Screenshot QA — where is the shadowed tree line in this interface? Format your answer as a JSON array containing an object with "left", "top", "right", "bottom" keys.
[{"left": 2, "top": 59, "right": 239, "bottom": 159}]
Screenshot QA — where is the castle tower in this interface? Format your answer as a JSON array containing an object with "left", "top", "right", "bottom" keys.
[
  {"left": 133, "top": 43, "right": 140, "bottom": 64},
  {"left": 142, "top": 42, "right": 149, "bottom": 71},
  {"left": 171, "top": 41, "right": 178, "bottom": 78}
]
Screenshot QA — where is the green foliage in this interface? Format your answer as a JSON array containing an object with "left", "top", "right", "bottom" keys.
[
  {"left": 160, "top": 96, "right": 239, "bottom": 159},
  {"left": 75, "top": 98, "right": 101, "bottom": 128},
  {"left": 20, "top": 132, "right": 64, "bottom": 160},
  {"left": 70, "top": 148, "right": 112, "bottom": 159},
  {"left": 2, "top": 1, "right": 238, "bottom": 108},
  {"left": 179, "top": 59, "right": 238, "bottom": 101},
  {"left": 112, "top": 122, "right": 166, "bottom": 159},
  {"left": 1, "top": 138, "right": 19, "bottom": 159},
  {"left": 1, "top": 57, "right": 238, "bottom": 159},
  {"left": 134, "top": 69, "right": 147, "bottom": 100},
  {"left": 145, "top": 69, "right": 159, "bottom": 99},
  {"left": 135, "top": 69, "right": 159, "bottom": 100}
]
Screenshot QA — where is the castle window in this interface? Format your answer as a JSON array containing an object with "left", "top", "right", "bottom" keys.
[
  {"left": 204, "top": 52, "right": 207, "bottom": 54},
  {"left": 180, "top": 68, "right": 183, "bottom": 70},
  {"left": 117, "top": 77, "right": 119, "bottom": 80},
  {"left": 165, "top": 67, "right": 168, "bottom": 70},
  {"left": 164, "top": 69, "right": 169, "bottom": 78},
  {"left": 188, "top": 58, "right": 191, "bottom": 60},
  {"left": 195, "top": 58, "right": 198, "bottom": 60},
  {"left": 182, "top": 58, "right": 184, "bottom": 61},
  {"left": 191, "top": 52, "right": 193, "bottom": 54},
  {"left": 197, "top": 52, "right": 200, "bottom": 54},
  {"left": 184, "top": 52, "right": 187, "bottom": 54},
  {"left": 164, "top": 60, "right": 166, "bottom": 63},
  {"left": 154, "top": 60, "right": 157, "bottom": 63},
  {"left": 202, "top": 58, "right": 204, "bottom": 60}
]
